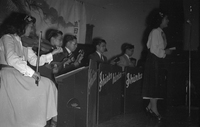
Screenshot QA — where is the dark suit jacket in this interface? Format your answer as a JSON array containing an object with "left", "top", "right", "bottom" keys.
[
  {"left": 89, "top": 52, "right": 107, "bottom": 64},
  {"left": 52, "top": 47, "right": 69, "bottom": 62},
  {"left": 117, "top": 54, "right": 135, "bottom": 70},
  {"left": 54, "top": 47, "right": 79, "bottom": 76}
]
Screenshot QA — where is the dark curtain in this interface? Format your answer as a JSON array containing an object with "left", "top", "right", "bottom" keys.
[{"left": 160, "top": 0, "right": 185, "bottom": 50}]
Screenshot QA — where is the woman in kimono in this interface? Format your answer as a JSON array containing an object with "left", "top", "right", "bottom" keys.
[{"left": 0, "top": 12, "right": 62, "bottom": 127}]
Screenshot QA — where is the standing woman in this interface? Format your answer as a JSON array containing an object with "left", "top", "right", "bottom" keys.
[
  {"left": 142, "top": 9, "right": 172, "bottom": 121},
  {"left": 0, "top": 12, "right": 62, "bottom": 127}
]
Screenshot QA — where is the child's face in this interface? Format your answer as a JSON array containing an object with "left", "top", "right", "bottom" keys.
[
  {"left": 66, "top": 39, "right": 77, "bottom": 52},
  {"left": 97, "top": 42, "right": 106, "bottom": 54},
  {"left": 126, "top": 48, "right": 134, "bottom": 57},
  {"left": 51, "top": 34, "right": 63, "bottom": 47}
]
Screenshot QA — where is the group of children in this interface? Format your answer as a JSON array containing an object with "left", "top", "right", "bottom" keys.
[
  {"left": 0, "top": 11, "right": 136, "bottom": 127},
  {"left": 89, "top": 37, "right": 136, "bottom": 69}
]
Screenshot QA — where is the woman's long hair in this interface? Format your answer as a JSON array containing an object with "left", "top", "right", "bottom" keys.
[
  {"left": 0, "top": 11, "right": 36, "bottom": 38},
  {"left": 145, "top": 8, "right": 168, "bottom": 29}
]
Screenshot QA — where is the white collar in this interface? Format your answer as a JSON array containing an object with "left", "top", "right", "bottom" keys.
[
  {"left": 65, "top": 47, "right": 71, "bottom": 54},
  {"left": 96, "top": 51, "right": 102, "bottom": 57},
  {"left": 125, "top": 54, "right": 130, "bottom": 59}
]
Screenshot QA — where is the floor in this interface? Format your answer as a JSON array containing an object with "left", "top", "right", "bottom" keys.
[
  {"left": 97, "top": 106, "right": 199, "bottom": 127},
  {"left": 45, "top": 105, "right": 199, "bottom": 127}
]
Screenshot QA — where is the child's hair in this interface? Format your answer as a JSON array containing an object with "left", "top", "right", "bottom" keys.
[
  {"left": 121, "top": 43, "right": 134, "bottom": 53},
  {"left": 92, "top": 37, "right": 106, "bottom": 48},
  {"left": 46, "top": 29, "right": 63, "bottom": 42},
  {"left": 62, "top": 34, "right": 77, "bottom": 47}
]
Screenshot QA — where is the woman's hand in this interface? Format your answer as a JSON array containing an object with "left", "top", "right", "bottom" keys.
[
  {"left": 52, "top": 47, "right": 63, "bottom": 55},
  {"left": 165, "top": 49, "right": 172, "bottom": 55},
  {"left": 32, "top": 72, "right": 41, "bottom": 81}
]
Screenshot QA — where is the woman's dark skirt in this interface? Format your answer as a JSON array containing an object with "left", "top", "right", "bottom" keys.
[{"left": 142, "top": 52, "right": 167, "bottom": 99}]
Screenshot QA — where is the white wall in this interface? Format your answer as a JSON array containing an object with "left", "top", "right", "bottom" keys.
[{"left": 85, "top": 0, "right": 160, "bottom": 61}]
